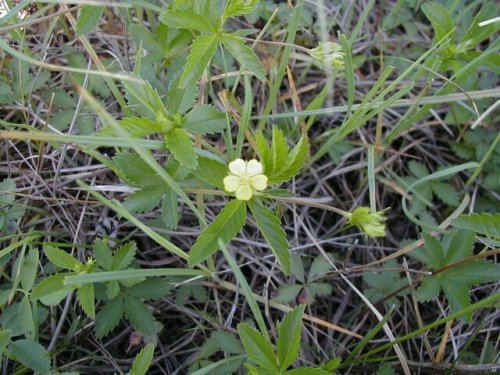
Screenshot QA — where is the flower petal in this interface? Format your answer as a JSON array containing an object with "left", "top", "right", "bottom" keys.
[
  {"left": 235, "top": 184, "right": 253, "bottom": 201},
  {"left": 246, "top": 159, "right": 263, "bottom": 175},
  {"left": 250, "top": 174, "right": 268, "bottom": 191},
  {"left": 228, "top": 159, "right": 246, "bottom": 176},
  {"left": 223, "top": 175, "right": 240, "bottom": 192}
]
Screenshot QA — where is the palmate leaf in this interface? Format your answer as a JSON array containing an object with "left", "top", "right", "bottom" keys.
[
  {"left": 112, "top": 241, "right": 137, "bottom": 271},
  {"left": 179, "top": 34, "right": 219, "bottom": 88},
  {"left": 247, "top": 200, "right": 290, "bottom": 274},
  {"left": 421, "top": 2, "right": 455, "bottom": 41},
  {"left": 189, "top": 200, "right": 247, "bottom": 267},
  {"left": 270, "top": 136, "right": 309, "bottom": 185},
  {"left": 220, "top": 33, "right": 266, "bottom": 82},
  {"left": 416, "top": 229, "right": 500, "bottom": 321},
  {"left": 222, "top": 0, "right": 259, "bottom": 21},
  {"left": 165, "top": 128, "right": 198, "bottom": 169}
]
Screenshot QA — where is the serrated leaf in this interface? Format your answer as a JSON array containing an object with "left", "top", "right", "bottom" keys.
[
  {"left": 131, "top": 343, "right": 155, "bottom": 375},
  {"left": 113, "top": 153, "right": 163, "bottom": 187},
  {"left": 19, "top": 295, "right": 35, "bottom": 339},
  {"left": 106, "top": 280, "right": 120, "bottom": 300},
  {"left": 76, "top": 6, "right": 105, "bottom": 36},
  {"left": 277, "top": 305, "right": 305, "bottom": 370},
  {"left": 21, "top": 248, "right": 39, "bottom": 291},
  {"left": 128, "top": 24, "right": 163, "bottom": 52},
  {"left": 248, "top": 200, "right": 290, "bottom": 274},
  {"left": 167, "top": 71, "right": 198, "bottom": 114},
  {"left": 193, "top": 157, "right": 228, "bottom": 189},
  {"left": 421, "top": 2, "right": 455, "bottom": 41},
  {"left": 271, "top": 127, "right": 288, "bottom": 176},
  {"left": 452, "top": 213, "right": 500, "bottom": 239},
  {"left": 284, "top": 369, "right": 329, "bottom": 375},
  {"left": 31, "top": 273, "right": 73, "bottom": 301},
  {"left": 44, "top": 245, "right": 80, "bottom": 270},
  {"left": 189, "top": 200, "right": 247, "bottom": 267},
  {"left": 255, "top": 132, "right": 271, "bottom": 173},
  {"left": 269, "top": 136, "right": 309, "bottom": 185},
  {"left": 123, "top": 79, "right": 165, "bottom": 117},
  {"left": 11, "top": 339, "right": 50, "bottom": 375},
  {"left": 273, "top": 284, "right": 302, "bottom": 304},
  {"left": 165, "top": 128, "right": 198, "bottom": 169},
  {"left": 179, "top": 34, "right": 219, "bottom": 88},
  {"left": 308, "top": 256, "right": 330, "bottom": 282},
  {"left": 306, "top": 283, "right": 332, "bottom": 298},
  {"left": 408, "top": 161, "right": 428, "bottom": 179},
  {"left": 159, "top": 10, "right": 215, "bottom": 32},
  {"left": 123, "top": 186, "right": 165, "bottom": 213},
  {"left": 127, "top": 278, "right": 174, "bottom": 300},
  {"left": 112, "top": 241, "right": 137, "bottom": 271},
  {"left": 461, "top": 3, "right": 500, "bottom": 47},
  {"left": 123, "top": 295, "right": 158, "bottom": 336},
  {"left": 93, "top": 239, "right": 113, "bottom": 271},
  {"left": 422, "top": 233, "right": 444, "bottom": 270},
  {"left": 222, "top": 0, "right": 259, "bottom": 21},
  {"left": 220, "top": 34, "right": 266, "bottom": 82},
  {"left": 415, "top": 276, "right": 441, "bottom": 301},
  {"left": 444, "top": 229, "right": 475, "bottom": 264},
  {"left": 77, "top": 283, "right": 95, "bottom": 318},
  {"left": 183, "top": 105, "right": 227, "bottom": 134},
  {"left": 431, "top": 182, "right": 460, "bottom": 206},
  {"left": 211, "top": 331, "right": 245, "bottom": 354},
  {"left": 161, "top": 188, "right": 179, "bottom": 230},
  {"left": 237, "top": 323, "right": 278, "bottom": 371},
  {"left": 96, "top": 295, "right": 124, "bottom": 338},
  {"left": 99, "top": 117, "right": 162, "bottom": 138}
]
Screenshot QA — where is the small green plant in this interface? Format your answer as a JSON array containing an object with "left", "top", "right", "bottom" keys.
[{"left": 0, "top": 178, "right": 25, "bottom": 235}]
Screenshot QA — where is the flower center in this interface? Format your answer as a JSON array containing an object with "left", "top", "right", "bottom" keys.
[{"left": 239, "top": 173, "right": 250, "bottom": 185}]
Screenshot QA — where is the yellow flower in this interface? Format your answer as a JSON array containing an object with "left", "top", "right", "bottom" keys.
[
  {"left": 223, "top": 159, "right": 268, "bottom": 201},
  {"left": 309, "top": 42, "right": 345, "bottom": 71},
  {"left": 347, "top": 207, "right": 387, "bottom": 238}
]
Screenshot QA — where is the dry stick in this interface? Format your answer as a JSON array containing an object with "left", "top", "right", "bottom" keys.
[
  {"left": 299, "top": 224, "right": 412, "bottom": 375},
  {"left": 208, "top": 280, "right": 361, "bottom": 339},
  {"left": 402, "top": 257, "right": 435, "bottom": 362}
]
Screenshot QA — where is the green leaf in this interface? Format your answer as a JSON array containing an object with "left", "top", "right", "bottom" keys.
[
  {"left": 44, "top": 245, "right": 80, "bottom": 270},
  {"left": 183, "top": 105, "right": 227, "bottom": 134},
  {"left": 462, "top": 3, "right": 500, "bottom": 47},
  {"left": 222, "top": 0, "right": 259, "bottom": 21},
  {"left": 445, "top": 229, "right": 475, "bottom": 265},
  {"left": 421, "top": 2, "right": 455, "bottom": 41},
  {"left": 308, "top": 256, "right": 330, "bottom": 282},
  {"left": 248, "top": 200, "right": 290, "bottom": 274},
  {"left": 271, "top": 127, "right": 288, "bottom": 176},
  {"left": 273, "top": 284, "right": 302, "bottom": 304},
  {"left": 113, "top": 152, "right": 163, "bottom": 187},
  {"left": 18, "top": 295, "right": 35, "bottom": 340},
  {"left": 255, "top": 132, "right": 272, "bottom": 174},
  {"left": 112, "top": 241, "right": 137, "bottom": 271},
  {"left": 77, "top": 283, "right": 95, "bottom": 318},
  {"left": 161, "top": 188, "right": 179, "bottom": 230},
  {"left": 123, "top": 295, "right": 158, "bottom": 336},
  {"left": 99, "top": 117, "right": 162, "bottom": 138},
  {"left": 269, "top": 136, "right": 309, "bottom": 185},
  {"left": 131, "top": 343, "right": 155, "bottom": 375},
  {"left": 422, "top": 233, "right": 444, "bottom": 270},
  {"left": 193, "top": 157, "right": 228, "bottom": 189},
  {"left": 75, "top": 6, "right": 105, "bottom": 36},
  {"left": 179, "top": 34, "right": 219, "bottom": 88},
  {"left": 284, "top": 369, "right": 329, "bottom": 375},
  {"left": 11, "top": 339, "right": 50, "bottom": 375},
  {"left": 167, "top": 71, "right": 198, "bottom": 114},
  {"left": 95, "top": 295, "right": 124, "bottom": 338},
  {"left": 0, "top": 330, "right": 11, "bottom": 353},
  {"left": 21, "top": 248, "right": 39, "bottom": 291},
  {"left": 408, "top": 161, "right": 428, "bottom": 179},
  {"left": 159, "top": 10, "right": 215, "bottom": 32},
  {"left": 277, "top": 305, "right": 305, "bottom": 370},
  {"left": 31, "top": 273, "right": 73, "bottom": 301},
  {"left": 452, "top": 213, "right": 500, "bottom": 239},
  {"left": 165, "top": 128, "right": 198, "bottom": 169},
  {"left": 123, "top": 79, "right": 165, "bottom": 118},
  {"left": 211, "top": 331, "right": 245, "bottom": 354},
  {"left": 237, "top": 323, "right": 278, "bottom": 371},
  {"left": 220, "top": 34, "right": 266, "bottom": 82},
  {"left": 123, "top": 186, "right": 165, "bottom": 213},
  {"left": 93, "top": 239, "right": 113, "bottom": 271},
  {"left": 431, "top": 182, "right": 459, "bottom": 207},
  {"left": 189, "top": 200, "right": 247, "bottom": 267},
  {"left": 127, "top": 278, "right": 174, "bottom": 300}
]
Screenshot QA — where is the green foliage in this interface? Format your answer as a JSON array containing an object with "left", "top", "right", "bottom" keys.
[
  {"left": 363, "top": 260, "right": 408, "bottom": 307},
  {"left": 273, "top": 254, "right": 332, "bottom": 304},
  {"left": 11, "top": 339, "right": 50, "bottom": 374},
  {"left": 130, "top": 344, "right": 155, "bottom": 375},
  {"left": 247, "top": 199, "right": 291, "bottom": 275},
  {"left": 416, "top": 230, "right": 500, "bottom": 321},
  {"left": 160, "top": 0, "right": 265, "bottom": 87},
  {"left": 452, "top": 213, "right": 500, "bottom": 239},
  {"left": 189, "top": 199, "right": 247, "bottom": 267},
  {"left": 75, "top": 6, "right": 105, "bottom": 36},
  {"left": 237, "top": 305, "right": 328, "bottom": 373},
  {"left": 255, "top": 127, "right": 309, "bottom": 185},
  {"left": 401, "top": 161, "right": 461, "bottom": 218},
  {"left": 0, "top": 178, "right": 25, "bottom": 235}
]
